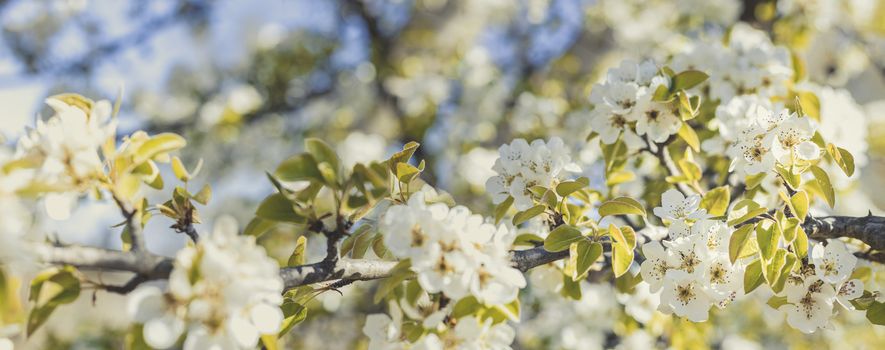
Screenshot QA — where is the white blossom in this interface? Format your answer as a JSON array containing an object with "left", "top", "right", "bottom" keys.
[
  {"left": 485, "top": 138, "right": 579, "bottom": 210},
  {"left": 779, "top": 276, "right": 836, "bottom": 334},
  {"left": 380, "top": 192, "right": 526, "bottom": 305},
  {"left": 659, "top": 270, "right": 713, "bottom": 322},
  {"left": 652, "top": 189, "right": 709, "bottom": 223},
  {"left": 128, "top": 219, "right": 283, "bottom": 349},
  {"left": 810, "top": 240, "right": 857, "bottom": 285},
  {"left": 835, "top": 279, "right": 864, "bottom": 310}
]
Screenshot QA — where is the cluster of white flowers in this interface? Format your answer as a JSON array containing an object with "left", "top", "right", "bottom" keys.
[
  {"left": 641, "top": 190, "right": 744, "bottom": 322},
  {"left": 128, "top": 220, "right": 284, "bottom": 349},
  {"left": 363, "top": 301, "right": 515, "bottom": 350},
  {"left": 776, "top": 239, "right": 863, "bottom": 333},
  {"left": 589, "top": 59, "right": 681, "bottom": 145},
  {"left": 485, "top": 137, "right": 580, "bottom": 211},
  {"left": 672, "top": 24, "right": 793, "bottom": 103},
  {"left": 380, "top": 191, "right": 526, "bottom": 305},
  {"left": 726, "top": 106, "right": 820, "bottom": 175},
  {"left": 13, "top": 97, "right": 116, "bottom": 220}
]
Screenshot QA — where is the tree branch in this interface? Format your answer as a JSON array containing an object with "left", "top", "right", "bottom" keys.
[{"left": 32, "top": 214, "right": 885, "bottom": 294}]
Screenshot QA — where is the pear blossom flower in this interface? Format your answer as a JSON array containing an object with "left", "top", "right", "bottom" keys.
[
  {"left": 380, "top": 192, "right": 526, "bottom": 305},
  {"left": 811, "top": 240, "right": 857, "bottom": 284},
  {"left": 659, "top": 270, "right": 713, "bottom": 322},
  {"left": 128, "top": 219, "right": 284, "bottom": 349},
  {"left": 639, "top": 241, "right": 670, "bottom": 292},
  {"left": 652, "top": 189, "right": 710, "bottom": 223},
  {"left": 835, "top": 279, "right": 864, "bottom": 310},
  {"left": 485, "top": 138, "right": 580, "bottom": 210},
  {"left": 779, "top": 276, "right": 836, "bottom": 334}
]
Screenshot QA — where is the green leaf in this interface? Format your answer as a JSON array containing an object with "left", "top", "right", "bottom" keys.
[
  {"left": 244, "top": 218, "right": 275, "bottom": 237},
  {"left": 396, "top": 162, "right": 421, "bottom": 183},
  {"left": 763, "top": 249, "right": 787, "bottom": 286},
  {"left": 388, "top": 141, "right": 421, "bottom": 173},
  {"left": 171, "top": 156, "right": 203, "bottom": 182},
  {"left": 572, "top": 241, "right": 603, "bottom": 281},
  {"left": 677, "top": 123, "right": 700, "bottom": 152},
  {"left": 556, "top": 177, "right": 589, "bottom": 197},
  {"left": 605, "top": 170, "right": 635, "bottom": 187},
  {"left": 373, "top": 260, "right": 414, "bottom": 304},
  {"left": 867, "top": 302, "right": 885, "bottom": 325},
  {"left": 729, "top": 224, "right": 755, "bottom": 264},
  {"left": 791, "top": 191, "right": 809, "bottom": 222},
  {"left": 700, "top": 186, "right": 730, "bottom": 216},
  {"left": 766, "top": 296, "right": 789, "bottom": 309},
  {"left": 827, "top": 144, "right": 855, "bottom": 177},
  {"left": 609, "top": 224, "right": 636, "bottom": 251},
  {"left": 287, "top": 236, "right": 307, "bottom": 267},
  {"left": 452, "top": 296, "right": 480, "bottom": 319},
  {"left": 745, "top": 173, "right": 767, "bottom": 189},
  {"left": 671, "top": 70, "right": 709, "bottom": 91},
  {"left": 612, "top": 241, "right": 634, "bottom": 278},
  {"left": 275, "top": 154, "right": 323, "bottom": 183},
  {"left": 192, "top": 184, "right": 211, "bottom": 205},
  {"left": 278, "top": 301, "right": 308, "bottom": 336},
  {"left": 255, "top": 194, "right": 306, "bottom": 223},
  {"left": 744, "top": 259, "right": 764, "bottom": 294},
  {"left": 305, "top": 138, "right": 340, "bottom": 173},
  {"left": 544, "top": 225, "right": 584, "bottom": 252},
  {"left": 756, "top": 221, "right": 780, "bottom": 261},
  {"left": 494, "top": 196, "right": 514, "bottom": 224},
  {"left": 512, "top": 204, "right": 546, "bottom": 226},
  {"left": 561, "top": 273, "right": 582, "bottom": 300},
  {"left": 351, "top": 230, "right": 375, "bottom": 259},
  {"left": 793, "top": 225, "right": 809, "bottom": 259},
  {"left": 775, "top": 165, "right": 802, "bottom": 190},
  {"left": 134, "top": 133, "right": 186, "bottom": 164},
  {"left": 727, "top": 200, "right": 767, "bottom": 226},
  {"left": 795, "top": 90, "right": 821, "bottom": 121},
  {"left": 598, "top": 197, "right": 646, "bottom": 218},
  {"left": 27, "top": 305, "right": 57, "bottom": 336},
  {"left": 809, "top": 165, "right": 835, "bottom": 208},
  {"left": 27, "top": 266, "right": 82, "bottom": 336}
]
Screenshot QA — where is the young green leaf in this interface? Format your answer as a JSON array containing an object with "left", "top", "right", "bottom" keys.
[
  {"left": 677, "top": 123, "right": 700, "bottom": 152},
  {"left": 728, "top": 224, "right": 754, "bottom": 264},
  {"left": 598, "top": 197, "right": 646, "bottom": 218},
  {"left": 827, "top": 144, "right": 855, "bottom": 177},
  {"left": 287, "top": 236, "right": 307, "bottom": 267},
  {"left": 671, "top": 70, "right": 709, "bottom": 91},
  {"left": 700, "top": 185, "right": 730, "bottom": 216},
  {"left": 512, "top": 204, "right": 546, "bottom": 226},
  {"left": 255, "top": 194, "right": 306, "bottom": 223},
  {"left": 809, "top": 165, "right": 835, "bottom": 208},
  {"left": 544, "top": 225, "right": 584, "bottom": 252},
  {"left": 744, "top": 259, "right": 764, "bottom": 294},
  {"left": 572, "top": 241, "right": 603, "bottom": 281}
]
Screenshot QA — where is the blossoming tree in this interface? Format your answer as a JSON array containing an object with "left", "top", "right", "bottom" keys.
[{"left": 1, "top": 0, "right": 885, "bottom": 349}]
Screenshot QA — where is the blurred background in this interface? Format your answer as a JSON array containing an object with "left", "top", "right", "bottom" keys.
[{"left": 1, "top": 0, "right": 884, "bottom": 348}]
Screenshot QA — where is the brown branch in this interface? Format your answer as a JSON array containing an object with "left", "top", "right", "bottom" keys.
[{"left": 32, "top": 214, "right": 885, "bottom": 294}]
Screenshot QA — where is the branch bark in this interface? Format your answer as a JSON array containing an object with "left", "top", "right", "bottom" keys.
[{"left": 33, "top": 215, "right": 885, "bottom": 294}]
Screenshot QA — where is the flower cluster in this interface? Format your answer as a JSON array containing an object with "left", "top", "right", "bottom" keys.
[
  {"left": 128, "top": 221, "right": 284, "bottom": 349},
  {"left": 776, "top": 239, "right": 863, "bottom": 333},
  {"left": 363, "top": 301, "right": 515, "bottom": 350},
  {"left": 672, "top": 23, "right": 792, "bottom": 103},
  {"left": 641, "top": 190, "right": 744, "bottom": 322},
  {"left": 380, "top": 191, "right": 526, "bottom": 305},
  {"left": 726, "top": 106, "right": 820, "bottom": 175},
  {"left": 13, "top": 96, "right": 116, "bottom": 220},
  {"left": 485, "top": 137, "right": 580, "bottom": 211},
  {"left": 588, "top": 59, "right": 681, "bottom": 145}
]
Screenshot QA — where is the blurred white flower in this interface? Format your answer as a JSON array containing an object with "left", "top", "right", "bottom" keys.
[
  {"left": 337, "top": 132, "right": 387, "bottom": 169},
  {"left": 128, "top": 219, "right": 283, "bottom": 349},
  {"left": 485, "top": 137, "right": 580, "bottom": 210}
]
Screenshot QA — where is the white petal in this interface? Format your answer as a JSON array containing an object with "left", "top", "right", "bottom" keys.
[
  {"left": 796, "top": 141, "right": 820, "bottom": 161},
  {"left": 143, "top": 314, "right": 184, "bottom": 349},
  {"left": 44, "top": 192, "right": 75, "bottom": 221},
  {"left": 227, "top": 315, "right": 259, "bottom": 347},
  {"left": 127, "top": 286, "right": 167, "bottom": 323},
  {"left": 250, "top": 303, "right": 284, "bottom": 334}
]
